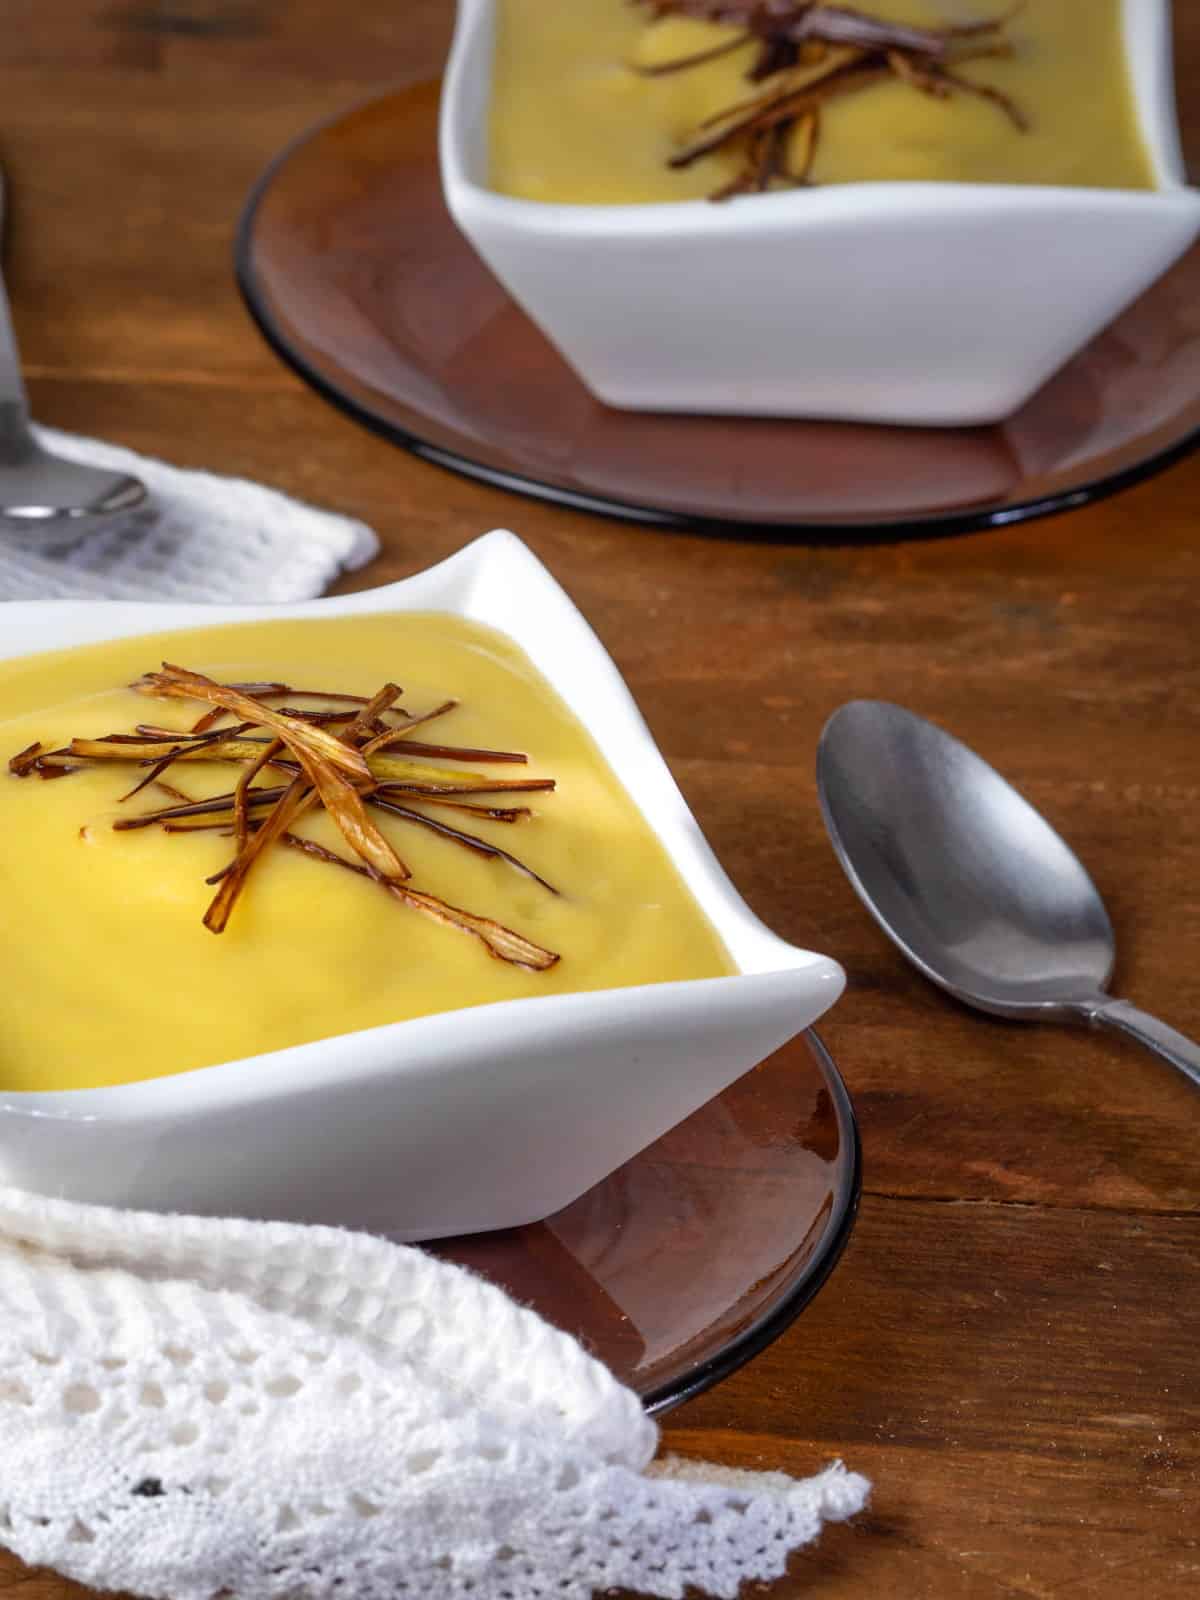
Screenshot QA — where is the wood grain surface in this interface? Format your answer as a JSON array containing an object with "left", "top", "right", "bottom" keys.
[{"left": 2, "top": 3, "right": 1199, "bottom": 1596}]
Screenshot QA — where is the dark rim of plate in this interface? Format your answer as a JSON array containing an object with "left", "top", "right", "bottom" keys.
[
  {"left": 234, "top": 91, "right": 1200, "bottom": 546},
  {"left": 643, "top": 1028, "right": 861, "bottom": 1417}
]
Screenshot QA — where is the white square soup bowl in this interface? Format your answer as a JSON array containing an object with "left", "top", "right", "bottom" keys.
[
  {"left": 0, "top": 531, "right": 845, "bottom": 1239},
  {"left": 441, "top": 0, "right": 1200, "bottom": 426}
]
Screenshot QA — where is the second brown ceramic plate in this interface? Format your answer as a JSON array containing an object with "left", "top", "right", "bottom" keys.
[{"left": 236, "top": 81, "right": 1200, "bottom": 538}]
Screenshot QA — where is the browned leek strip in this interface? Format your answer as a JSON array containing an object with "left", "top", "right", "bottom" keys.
[
  {"left": 268, "top": 753, "right": 554, "bottom": 795},
  {"left": 788, "top": 109, "right": 820, "bottom": 182},
  {"left": 280, "top": 833, "right": 559, "bottom": 971},
  {"left": 66, "top": 735, "right": 552, "bottom": 794},
  {"left": 369, "top": 795, "right": 559, "bottom": 896},
  {"left": 375, "top": 740, "right": 527, "bottom": 765},
  {"left": 153, "top": 778, "right": 195, "bottom": 805},
  {"left": 116, "top": 723, "right": 256, "bottom": 803},
  {"left": 786, "top": 4, "right": 961, "bottom": 54},
  {"left": 372, "top": 775, "right": 555, "bottom": 797},
  {"left": 362, "top": 762, "right": 554, "bottom": 794},
  {"left": 10, "top": 748, "right": 85, "bottom": 776},
  {"left": 203, "top": 776, "right": 314, "bottom": 932},
  {"left": 192, "top": 707, "right": 236, "bottom": 733},
  {"left": 141, "top": 665, "right": 373, "bottom": 782},
  {"left": 176, "top": 683, "right": 377, "bottom": 734},
  {"left": 886, "top": 46, "right": 945, "bottom": 96},
  {"left": 343, "top": 682, "right": 402, "bottom": 744},
  {"left": 361, "top": 704, "right": 458, "bottom": 756},
  {"left": 931, "top": 63, "right": 1027, "bottom": 131},
  {"left": 243, "top": 685, "right": 377, "bottom": 703},
  {"left": 278, "top": 680, "right": 413, "bottom": 883},
  {"left": 112, "top": 788, "right": 287, "bottom": 831},
  {"left": 630, "top": 31, "right": 752, "bottom": 76},
  {"left": 290, "top": 758, "right": 407, "bottom": 885},
  {"left": 8, "top": 742, "right": 43, "bottom": 776},
  {"left": 235, "top": 736, "right": 282, "bottom": 852},
  {"left": 644, "top": 0, "right": 1017, "bottom": 55},
  {"left": 411, "top": 796, "right": 533, "bottom": 824},
  {"left": 71, "top": 735, "right": 249, "bottom": 761},
  {"left": 382, "top": 699, "right": 458, "bottom": 739},
  {"left": 242, "top": 707, "right": 358, "bottom": 726},
  {"left": 166, "top": 808, "right": 269, "bottom": 833}
]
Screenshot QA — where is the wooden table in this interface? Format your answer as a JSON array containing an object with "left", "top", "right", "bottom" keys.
[{"left": 4, "top": 5, "right": 1199, "bottom": 1596}]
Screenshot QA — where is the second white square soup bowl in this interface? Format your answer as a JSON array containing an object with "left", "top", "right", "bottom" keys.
[{"left": 441, "top": 0, "right": 1200, "bottom": 426}]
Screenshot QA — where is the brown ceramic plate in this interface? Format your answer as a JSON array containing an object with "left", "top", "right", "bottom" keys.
[
  {"left": 429, "top": 1029, "right": 858, "bottom": 1415},
  {"left": 236, "top": 79, "right": 1200, "bottom": 538}
]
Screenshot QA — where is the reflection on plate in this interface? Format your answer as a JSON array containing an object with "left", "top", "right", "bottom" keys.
[
  {"left": 237, "top": 79, "right": 1200, "bottom": 537},
  {"left": 430, "top": 1029, "right": 859, "bottom": 1415}
]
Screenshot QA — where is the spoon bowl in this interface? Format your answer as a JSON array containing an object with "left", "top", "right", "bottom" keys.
[
  {"left": 0, "top": 424, "right": 148, "bottom": 533},
  {"left": 818, "top": 700, "right": 1200, "bottom": 1091}
]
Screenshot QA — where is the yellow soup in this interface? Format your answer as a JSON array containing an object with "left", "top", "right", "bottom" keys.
[
  {"left": 0, "top": 614, "right": 733, "bottom": 1091},
  {"left": 489, "top": 0, "right": 1155, "bottom": 203}
]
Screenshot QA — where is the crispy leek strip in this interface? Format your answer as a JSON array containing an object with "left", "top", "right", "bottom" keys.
[
  {"left": 8, "top": 742, "right": 44, "bottom": 777},
  {"left": 112, "top": 788, "right": 288, "bottom": 831},
  {"left": 202, "top": 776, "right": 316, "bottom": 933},
  {"left": 369, "top": 796, "right": 559, "bottom": 896},
  {"left": 140, "top": 664, "right": 373, "bottom": 782},
  {"left": 235, "top": 738, "right": 282, "bottom": 853},
  {"left": 280, "top": 833, "right": 559, "bottom": 972},
  {"left": 56, "top": 737, "right": 555, "bottom": 794},
  {"left": 116, "top": 723, "right": 255, "bottom": 803},
  {"left": 397, "top": 796, "right": 532, "bottom": 824},
  {"left": 183, "top": 682, "right": 379, "bottom": 734}
]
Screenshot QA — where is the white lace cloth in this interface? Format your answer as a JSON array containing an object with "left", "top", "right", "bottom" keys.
[
  {"left": 0, "top": 427, "right": 379, "bottom": 601},
  {"left": 0, "top": 1185, "right": 868, "bottom": 1600}
]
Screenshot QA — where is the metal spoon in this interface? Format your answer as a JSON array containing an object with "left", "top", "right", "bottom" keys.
[
  {"left": 817, "top": 699, "right": 1200, "bottom": 1091},
  {"left": 0, "top": 163, "right": 145, "bottom": 533}
]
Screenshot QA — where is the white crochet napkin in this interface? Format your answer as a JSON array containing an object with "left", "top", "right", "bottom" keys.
[
  {"left": 0, "top": 1184, "right": 868, "bottom": 1600},
  {"left": 0, "top": 427, "right": 379, "bottom": 601}
]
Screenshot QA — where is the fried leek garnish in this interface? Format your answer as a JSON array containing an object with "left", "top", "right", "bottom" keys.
[
  {"left": 11, "top": 667, "right": 560, "bottom": 971},
  {"left": 633, "top": 1, "right": 1026, "bottom": 199}
]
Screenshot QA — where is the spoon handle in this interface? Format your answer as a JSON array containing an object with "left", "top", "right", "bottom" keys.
[
  {"left": 0, "top": 277, "right": 30, "bottom": 452},
  {"left": 1088, "top": 998, "right": 1200, "bottom": 1091},
  {"left": 0, "top": 170, "right": 31, "bottom": 460}
]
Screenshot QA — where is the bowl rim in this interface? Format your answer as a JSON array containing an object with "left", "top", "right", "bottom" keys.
[
  {"left": 0, "top": 529, "right": 844, "bottom": 1114},
  {"left": 442, "top": 0, "right": 1194, "bottom": 226}
]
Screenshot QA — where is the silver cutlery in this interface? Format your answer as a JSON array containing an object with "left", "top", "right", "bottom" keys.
[
  {"left": 0, "top": 163, "right": 145, "bottom": 533},
  {"left": 817, "top": 699, "right": 1200, "bottom": 1092}
]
